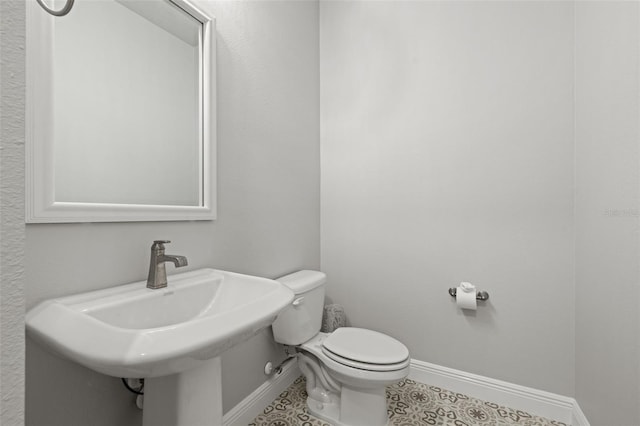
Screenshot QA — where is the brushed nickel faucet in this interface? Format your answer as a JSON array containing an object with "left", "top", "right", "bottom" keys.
[{"left": 147, "top": 240, "right": 188, "bottom": 289}]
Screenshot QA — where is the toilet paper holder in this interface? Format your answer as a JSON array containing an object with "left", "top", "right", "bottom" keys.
[{"left": 448, "top": 287, "right": 489, "bottom": 301}]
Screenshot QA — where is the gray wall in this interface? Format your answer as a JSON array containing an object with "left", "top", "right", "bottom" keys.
[
  {"left": 574, "top": 2, "right": 640, "bottom": 425},
  {"left": 25, "top": 1, "right": 319, "bottom": 425},
  {"left": 1, "top": 0, "right": 27, "bottom": 425},
  {"left": 320, "top": 0, "right": 576, "bottom": 396}
]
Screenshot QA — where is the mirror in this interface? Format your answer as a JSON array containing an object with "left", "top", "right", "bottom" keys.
[{"left": 26, "top": 0, "right": 216, "bottom": 222}]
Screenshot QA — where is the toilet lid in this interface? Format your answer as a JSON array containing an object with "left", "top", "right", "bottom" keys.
[{"left": 322, "top": 327, "right": 409, "bottom": 366}]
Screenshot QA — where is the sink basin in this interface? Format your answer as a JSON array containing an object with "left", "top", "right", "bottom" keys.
[{"left": 26, "top": 268, "right": 294, "bottom": 378}]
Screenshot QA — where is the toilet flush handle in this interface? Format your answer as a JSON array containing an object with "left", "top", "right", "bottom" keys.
[{"left": 292, "top": 297, "right": 304, "bottom": 307}]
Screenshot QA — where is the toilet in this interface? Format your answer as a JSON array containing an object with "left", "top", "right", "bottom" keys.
[{"left": 272, "top": 270, "right": 410, "bottom": 426}]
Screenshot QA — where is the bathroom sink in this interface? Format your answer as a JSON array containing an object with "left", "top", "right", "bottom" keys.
[{"left": 26, "top": 269, "right": 294, "bottom": 378}]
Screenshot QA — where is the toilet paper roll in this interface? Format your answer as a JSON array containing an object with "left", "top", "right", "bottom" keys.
[{"left": 456, "top": 282, "right": 477, "bottom": 310}]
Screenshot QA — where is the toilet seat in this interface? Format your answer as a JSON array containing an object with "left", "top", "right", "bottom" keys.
[
  {"left": 321, "top": 327, "right": 409, "bottom": 372},
  {"left": 322, "top": 348, "right": 409, "bottom": 371}
]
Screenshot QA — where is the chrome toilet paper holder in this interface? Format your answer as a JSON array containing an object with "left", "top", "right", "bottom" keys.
[{"left": 448, "top": 287, "right": 489, "bottom": 301}]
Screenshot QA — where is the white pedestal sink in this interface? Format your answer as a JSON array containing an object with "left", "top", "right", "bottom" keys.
[
  {"left": 26, "top": 269, "right": 294, "bottom": 426},
  {"left": 142, "top": 357, "right": 222, "bottom": 426}
]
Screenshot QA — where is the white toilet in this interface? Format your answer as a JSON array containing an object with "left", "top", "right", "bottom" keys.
[{"left": 272, "top": 270, "right": 410, "bottom": 426}]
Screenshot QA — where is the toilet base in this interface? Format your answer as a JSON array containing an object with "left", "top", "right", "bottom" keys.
[
  {"left": 307, "top": 384, "right": 389, "bottom": 426},
  {"left": 341, "top": 385, "right": 388, "bottom": 426},
  {"left": 306, "top": 394, "right": 341, "bottom": 425}
]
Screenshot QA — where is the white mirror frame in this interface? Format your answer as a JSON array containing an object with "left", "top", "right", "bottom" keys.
[{"left": 26, "top": 0, "right": 216, "bottom": 223}]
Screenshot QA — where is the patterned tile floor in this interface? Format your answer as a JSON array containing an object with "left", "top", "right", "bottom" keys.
[{"left": 249, "top": 376, "right": 568, "bottom": 426}]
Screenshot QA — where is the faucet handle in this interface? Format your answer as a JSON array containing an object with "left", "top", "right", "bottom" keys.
[{"left": 152, "top": 240, "right": 171, "bottom": 249}]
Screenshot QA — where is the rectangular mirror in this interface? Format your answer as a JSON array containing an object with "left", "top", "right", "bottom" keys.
[{"left": 26, "top": 0, "right": 216, "bottom": 222}]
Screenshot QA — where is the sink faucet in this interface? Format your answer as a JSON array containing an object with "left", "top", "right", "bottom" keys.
[{"left": 147, "top": 240, "right": 188, "bottom": 289}]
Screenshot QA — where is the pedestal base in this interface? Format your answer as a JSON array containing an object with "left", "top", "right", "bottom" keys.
[{"left": 142, "top": 357, "right": 222, "bottom": 426}]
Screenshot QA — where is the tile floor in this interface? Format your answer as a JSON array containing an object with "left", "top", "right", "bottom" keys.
[{"left": 249, "top": 376, "right": 568, "bottom": 426}]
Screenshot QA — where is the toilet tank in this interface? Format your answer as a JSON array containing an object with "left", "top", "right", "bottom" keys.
[{"left": 272, "top": 270, "right": 326, "bottom": 345}]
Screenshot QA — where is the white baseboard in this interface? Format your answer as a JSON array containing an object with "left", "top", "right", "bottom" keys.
[
  {"left": 223, "top": 357, "right": 590, "bottom": 426},
  {"left": 571, "top": 400, "right": 590, "bottom": 426},
  {"left": 409, "top": 359, "right": 589, "bottom": 426},
  {"left": 222, "top": 359, "right": 301, "bottom": 426}
]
